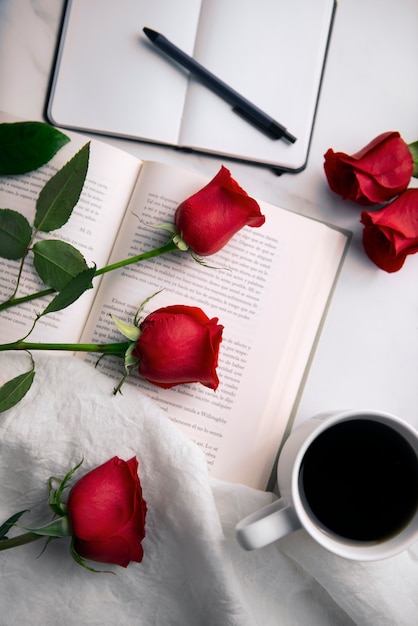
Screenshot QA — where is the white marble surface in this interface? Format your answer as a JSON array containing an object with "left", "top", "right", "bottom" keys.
[{"left": 0, "top": 0, "right": 417, "bottom": 433}]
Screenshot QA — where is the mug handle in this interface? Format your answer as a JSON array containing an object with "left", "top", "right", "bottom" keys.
[{"left": 235, "top": 498, "right": 300, "bottom": 550}]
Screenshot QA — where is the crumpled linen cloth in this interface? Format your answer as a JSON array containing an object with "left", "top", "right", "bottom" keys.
[{"left": 0, "top": 355, "right": 417, "bottom": 626}]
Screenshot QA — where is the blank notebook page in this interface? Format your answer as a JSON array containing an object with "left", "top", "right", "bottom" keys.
[{"left": 47, "top": 0, "right": 335, "bottom": 171}]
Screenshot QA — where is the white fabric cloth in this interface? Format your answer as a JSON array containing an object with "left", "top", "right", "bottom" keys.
[{"left": 0, "top": 354, "right": 417, "bottom": 625}]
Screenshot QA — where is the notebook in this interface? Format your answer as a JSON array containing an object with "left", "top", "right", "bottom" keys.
[{"left": 46, "top": 0, "right": 336, "bottom": 173}]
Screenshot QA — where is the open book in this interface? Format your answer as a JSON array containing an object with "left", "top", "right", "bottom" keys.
[
  {"left": 46, "top": 0, "right": 336, "bottom": 173},
  {"left": 0, "top": 112, "right": 349, "bottom": 490}
]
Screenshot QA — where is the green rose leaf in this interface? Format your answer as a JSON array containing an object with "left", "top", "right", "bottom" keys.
[
  {"left": 32, "top": 239, "right": 89, "bottom": 291},
  {"left": 0, "top": 121, "right": 70, "bottom": 175},
  {"left": 0, "top": 510, "right": 29, "bottom": 540},
  {"left": 34, "top": 142, "right": 90, "bottom": 232},
  {"left": 0, "top": 368, "right": 35, "bottom": 413},
  {"left": 0, "top": 208, "right": 32, "bottom": 259},
  {"left": 409, "top": 140, "right": 418, "bottom": 178},
  {"left": 39, "top": 265, "right": 96, "bottom": 317}
]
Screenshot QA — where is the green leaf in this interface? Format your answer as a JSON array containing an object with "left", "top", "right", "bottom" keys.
[
  {"left": 32, "top": 240, "right": 89, "bottom": 291},
  {"left": 39, "top": 265, "right": 96, "bottom": 317},
  {"left": 34, "top": 142, "right": 90, "bottom": 232},
  {"left": 409, "top": 140, "right": 418, "bottom": 178},
  {"left": 0, "top": 510, "right": 29, "bottom": 540},
  {"left": 0, "top": 368, "right": 35, "bottom": 413},
  {"left": 0, "top": 121, "right": 70, "bottom": 174},
  {"left": 0, "top": 208, "right": 32, "bottom": 259}
]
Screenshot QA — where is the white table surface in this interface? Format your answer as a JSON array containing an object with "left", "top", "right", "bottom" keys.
[{"left": 0, "top": 0, "right": 417, "bottom": 433}]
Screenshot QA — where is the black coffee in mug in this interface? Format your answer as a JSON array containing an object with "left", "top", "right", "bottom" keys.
[{"left": 299, "top": 419, "right": 418, "bottom": 541}]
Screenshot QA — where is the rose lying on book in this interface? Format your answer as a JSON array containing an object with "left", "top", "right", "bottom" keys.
[
  {"left": 324, "top": 132, "right": 418, "bottom": 272},
  {"left": 0, "top": 457, "right": 147, "bottom": 571},
  {"left": 0, "top": 302, "right": 224, "bottom": 405},
  {"left": 174, "top": 165, "right": 265, "bottom": 256},
  {"left": 132, "top": 305, "right": 223, "bottom": 390},
  {"left": 0, "top": 122, "right": 266, "bottom": 314}
]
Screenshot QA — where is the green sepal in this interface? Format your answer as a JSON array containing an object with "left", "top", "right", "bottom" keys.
[
  {"left": 0, "top": 510, "right": 29, "bottom": 540},
  {"left": 113, "top": 342, "right": 139, "bottom": 396},
  {"left": 0, "top": 209, "right": 32, "bottom": 260},
  {"left": 153, "top": 223, "right": 177, "bottom": 235},
  {"left": 48, "top": 458, "right": 83, "bottom": 516},
  {"left": 32, "top": 239, "right": 89, "bottom": 291},
  {"left": 34, "top": 142, "right": 90, "bottom": 232},
  {"left": 0, "top": 362, "right": 35, "bottom": 414},
  {"left": 22, "top": 515, "right": 71, "bottom": 538},
  {"left": 133, "top": 289, "right": 163, "bottom": 326},
  {"left": 36, "top": 535, "right": 56, "bottom": 558},
  {"left": 70, "top": 537, "right": 113, "bottom": 574},
  {"left": 136, "top": 220, "right": 189, "bottom": 251},
  {"left": 172, "top": 234, "right": 189, "bottom": 251},
  {"left": 124, "top": 342, "right": 139, "bottom": 369},
  {"left": 111, "top": 314, "right": 141, "bottom": 341},
  {"left": 0, "top": 121, "right": 70, "bottom": 175},
  {"left": 409, "top": 141, "right": 418, "bottom": 178},
  {"left": 190, "top": 249, "right": 225, "bottom": 270}
]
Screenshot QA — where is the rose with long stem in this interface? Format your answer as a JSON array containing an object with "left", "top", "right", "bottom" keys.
[
  {"left": 1, "top": 165, "right": 265, "bottom": 312},
  {"left": 0, "top": 303, "right": 224, "bottom": 408}
]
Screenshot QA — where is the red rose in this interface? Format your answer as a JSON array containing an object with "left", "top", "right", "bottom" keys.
[
  {"left": 324, "top": 132, "right": 413, "bottom": 205},
  {"left": 133, "top": 305, "right": 223, "bottom": 389},
  {"left": 360, "top": 189, "right": 418, "bottom": 272},
  {"left": 174, "top": 165, "right": 265, "bottom": 255},
  {"left": 67, "top": 456, "right": 147, "bottom": 567}
]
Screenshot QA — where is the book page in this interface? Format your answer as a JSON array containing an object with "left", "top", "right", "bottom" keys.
[
  {"left": 79, "top": 161, "right": 348, "bottom": 489},
  {"left": 0, "top": 119, "right": 142, "bottom": 344}
]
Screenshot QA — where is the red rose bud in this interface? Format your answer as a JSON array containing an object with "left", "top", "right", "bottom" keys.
[
  {"left": 324, "top": 132, "right": 413, "bottom": 206},
  {"left": 67, "top": 456, "right": 147, "bottom": 568},
  {"left": 174, "top": 165, "right": 265, "bottom": 255},
  {"left": 360, "top": 189, "right": 418, "bottom": 272},
  {"left": 132, "top": 305, "right": 223, "bottom": 389}
]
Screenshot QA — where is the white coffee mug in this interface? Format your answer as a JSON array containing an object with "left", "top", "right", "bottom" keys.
[{"left": 235, "top": 410, "right": 418, "bottom": 560}]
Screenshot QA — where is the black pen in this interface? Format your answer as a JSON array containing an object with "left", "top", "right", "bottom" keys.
[{"left": 143, "top": 27, "right": 296, "bottom": 144}]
